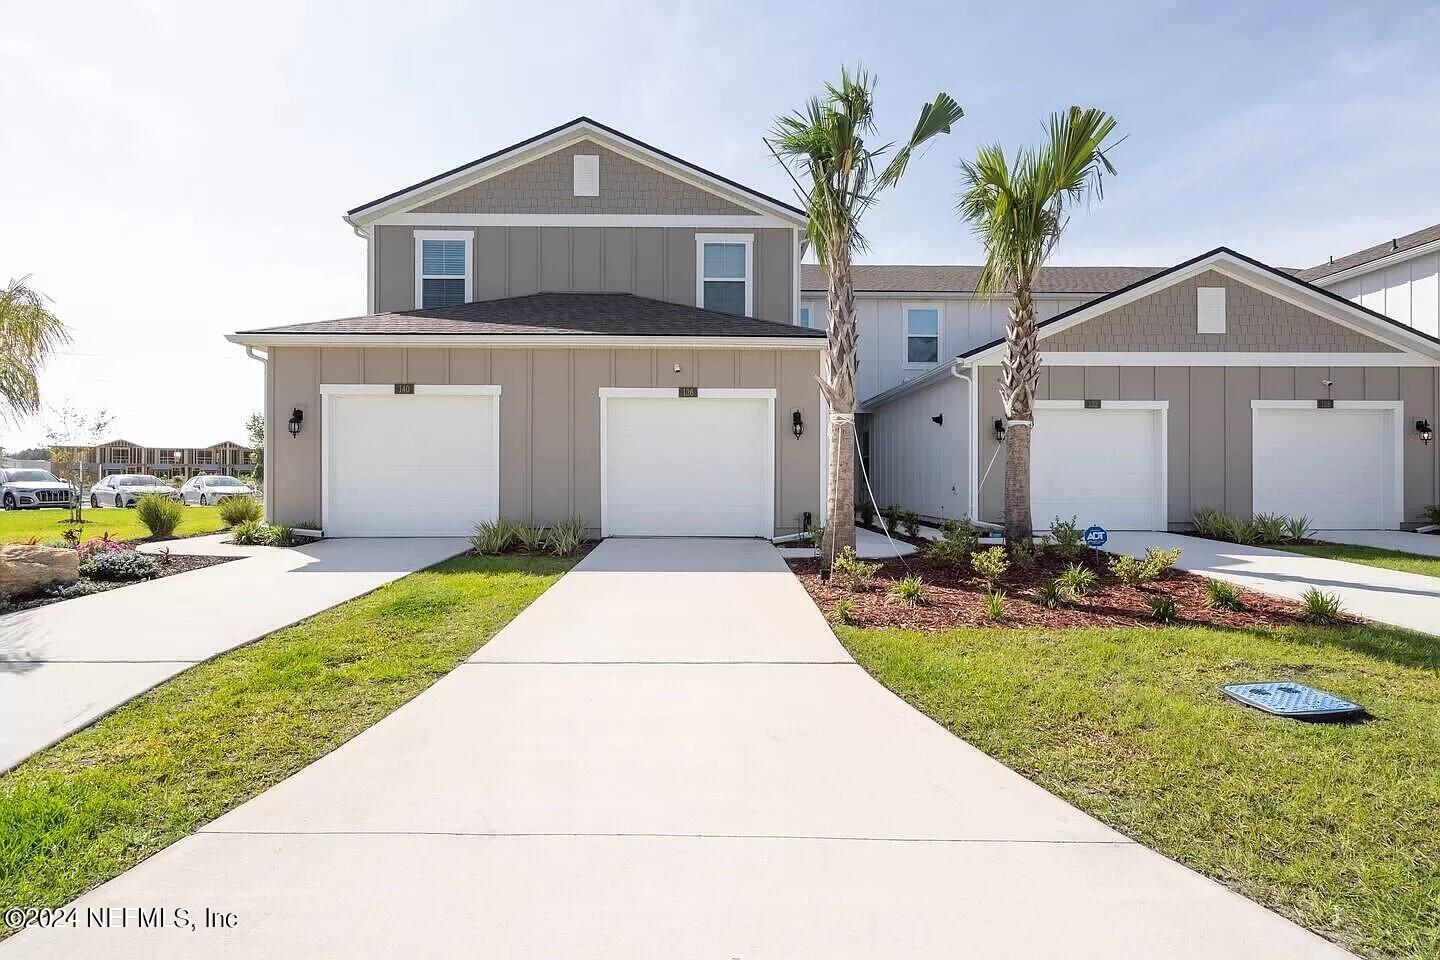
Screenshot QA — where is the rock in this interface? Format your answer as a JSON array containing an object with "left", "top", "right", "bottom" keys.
[{"left": 0, "top": 544, "right": 79, "bottom": 598}]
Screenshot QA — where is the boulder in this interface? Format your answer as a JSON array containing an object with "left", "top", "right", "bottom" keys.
[{"left": 0, "top": 544, "right": 79, "bottom": 598}]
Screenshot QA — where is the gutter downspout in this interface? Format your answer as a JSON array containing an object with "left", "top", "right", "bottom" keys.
[
  {"left": 951, "top": 361, "right": 1002, "bottom": 531},
  {"left": 345, "top": 216, "right": 376, "bottom": 314},
  {"left": 242, "top": 345, "right": 272, "bottom": 521}
]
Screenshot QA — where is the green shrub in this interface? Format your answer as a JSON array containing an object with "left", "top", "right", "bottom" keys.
[
  {"left": 513, "top": 523, "right": 545, "bottom": 552},
  {"left": 1048, "top": 516, "right": 1085, "bottom": 558},
  {"left": 1203, "top": 578, "right": 1244, "bottom": 610},
  {"left": 890, "top": 575, "right": 925, "bottom": 607},
  {"left": 134, "top": 494, "right": 184, "bottom": 539},
  {"left": 829, "top": 599, "right": 857, "bottom": 626},
  {"left": 470, "top": 518, "right": 515, "bottom": 555},
  {"left": 218, "top": 495, "right": 263, "bottom": 527},
  {"left": 1059, "top": 562, "right": 1097, "bottom": 597},
  {"left": 833, "top": 546, "right": 881, "bottom": 592},
  {"left": 1143, "top": 546, "right": 1182, "bottom": 577},
  {"left": 1008, "top": 538, "right": 1036, "bottom": 570},
  {"left": 1284, "top": 515, "right": 1312, "bottom": 543},
  {"left": 1217, "top": 512, "right": 1257, "bottom": 545},
  {"left": 229, "top": 520, "right": 273, "bottom": 546},
  {"left": 79, "top": 549, "right": 160, "bottom": 582},
  {"left": 899, "top": 510, "right": 921, "bottom": 538},
  {"left": 1251, "top": 512, "right": 1289, "bottom": 545},
  {"left": 922, "top": 518, "right": 979, "bottom": 566},
  {"left": 1300, "top": 587, "right": 1345, "bottom": 624},
  {"left": 1108, "top": 546, "right": 1182, "bottom": 587},
  {"left": 546, "top": 519, "right": 586, "bottom": 557},
  {"left": 1425, "top": 505, "right": 1440, "bottom": 526},
  {"left": 1036, "top": 578, "right": 1070, "bottom": 609},
  {"left": 270, "top": 525, "right": 296, "bottom": 547},
  {"left": 1147, "top": 593, "right": 1177, "bottom": 623},
  {"left": 806, "top": 521, "right": 826, "bottom": 558},
  {"left": 857, "top": 501, "right": 876, "bottom": 527},
  {"left": 1190, "top": 508, "right": 1225, "bottom": 539},
  {"left": 879, "top": 504, "right": 904, "bottom": 534},
  {"left": 970, "top": 546, "right": 1010, "bottom": 587},
  {"left": 984, "top": 590, "right": 1005, "bottom": 621}
]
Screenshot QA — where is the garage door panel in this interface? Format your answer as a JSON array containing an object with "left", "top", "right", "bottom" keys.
[
  {"left": 1253, "top": 407, "right": 1396, "bottom": 529},
  {"left": 1031, "top": 408, "right": 1166, "bottom": 531},
  {"left": 604, "top": 396, "right": 771, "bottom": 537},
  {"left": 327, "top": 393, "right": 497, "bottom": 537}
]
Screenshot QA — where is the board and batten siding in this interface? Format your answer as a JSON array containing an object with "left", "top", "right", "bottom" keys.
[
  {"left": 375, "top": 225, "right": 795, "bottom": 324},
  {"left": 974, "top": 364, "right": 1440, "bottom": 527},
  {"left": 265, "top": 346, "right": 821, "bottom": 537},
  {"left": 864, "top": 373, "right": 970, "bottom": 522},
  {"left": 1321, "top": 250, "right": 1440, "bottom": 338}
]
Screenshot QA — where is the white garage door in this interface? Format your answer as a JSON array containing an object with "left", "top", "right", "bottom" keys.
[
  {"left": 1253, "top": 404, "right": 1399, "bottom": 529},
  {"left": 324, "top": 389, "right": 498, "bottom": 537},
  {"left": 602, "top": 390, "right": 773, "bottom": 537},
  {"left": 1031, "top": 405, "right": 1167, "bottom": 530}
]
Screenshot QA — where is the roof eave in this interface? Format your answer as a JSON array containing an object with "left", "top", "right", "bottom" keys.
[{"left": 226, "top": 332, "right": 824, "bottom": 349}]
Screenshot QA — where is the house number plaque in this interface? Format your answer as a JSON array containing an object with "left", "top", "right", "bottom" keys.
[
  {"left": 678, "top": 387, "right": 698, "bottom": 398},
  {"left": 394, "top": 383, "right": 415, "bottom": 395}
]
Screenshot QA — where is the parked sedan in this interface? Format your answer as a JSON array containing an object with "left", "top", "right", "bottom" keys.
[
  {"left": 89, "top": 474, "right": 180, "bottom": 508},
  {"left": 0, "top": 468, "right": 77, "bottom": 510},
  {"left": 179, "top": 474, "right": 251, "bottom": 505}
]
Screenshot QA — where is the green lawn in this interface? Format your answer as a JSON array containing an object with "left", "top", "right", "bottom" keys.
[
  {"left": 1281, "top": 541, "right": 1440, "bottom": 580},
  {"left": 0, "top": 505, "right": 227, "bottom": 544},
  {"left": 839, "top": 623, "right": 1440, "bottom": 960},
  {"left": 0, "top": 553, "right": 575, "bottom": 919}
]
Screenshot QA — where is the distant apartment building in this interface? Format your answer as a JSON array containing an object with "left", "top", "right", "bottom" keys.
[{"left": 50, "top": 439, "right": 256, "bottom": 480}]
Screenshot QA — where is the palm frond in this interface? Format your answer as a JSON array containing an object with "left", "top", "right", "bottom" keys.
[{"left": 0, "top": 276, "right": 69, "bottom": 420}]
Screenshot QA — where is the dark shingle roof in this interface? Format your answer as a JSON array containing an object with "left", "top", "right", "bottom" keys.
[
  {"left": 235, "top": 293, "right": 824, "bottom": 339},
  {"left": 1297, "top": 221, "right": 1440, "bottom": 282},
  {"left": 801, "top": 263, "right": 1163, "bottom": 294}
]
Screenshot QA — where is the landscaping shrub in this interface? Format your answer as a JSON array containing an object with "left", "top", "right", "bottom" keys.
[
  {"left": 135, "top": 494, "right": 184, "bottom": 539},
  {"left": 1048, "top": 515, "right": 1085, "bottom": 559},
  {"left": 470, "top": 518, "right": 515, "bottom": 555},
  {"left": 1108, "top": 547, "right": 1182, "bottom": 587},
  {"left": 546, "top": 518, "right": 586, "bottom": 557},
  {"left": 1300, "top": 587, "right": 1345, "bottom": 624},
  {"left": 1036, "top": 578, "right": 1070, "bottom": 609},
  {"left": 1284, "top": 514, "right": 1312, "bottom": 543},
  {"left": 879, "top": 504, "right": 902, "bottom": 532},
  {"left": 1425, "top": 504, "right": 1440, "bottom": 526},
  {"left": 512, "top": 522, "right": 544, "bottom": 552},
  {"left": 79, "top": 548, "right": 160, "bottom": 582},
  {"left": 230, "top": 520, "right": 272, "bottom": 546},
  {"left": 1146, "top": 593, "right": 1177, "bottom": 623},
  {"left": 1058, "top": 562, "right": 1097, "bottom": 597},
  {"left": 1144, "top": 546, "right": 1182, "bottom": 576},
  {"left": 899, "top": 509, "right": 921, "bottom": 538},
  {"left": 1216, "top": 511, "right": 1258, "bottom": 545},
  {"left": 270, "top": 525, "right": 297, "bottom": 547},
  {"left": 970, "top": 546, "right": 1009, "bottom": 587},
  {"left": 921, "top": 518, "right": 979, "bottom": 566},
  {"left": 829, "top": 599, "right": 857, "bottom": 626},
  {"left": 806, "top": 521, "right": 825, "bottom": 558},
  {"left": 76, "top": 534, "right": 126, "bottom": 558},
  {"left": 1251, "top": 512, "right": 1289, "bottom": 545},
  {"left": 890, "top": 575, "right": 925, "bottom": 606},
  {"left": 1190, "top": 508, "right": 1226, "bottom": 539},
  {"left": 984, "top": 590, "right": 1004, "bottom": 621},
  {"left": 218, "top": 495, "right": 263, "bottom": 527},
  {"left": 1008, "top": 538, "right": 1036, "bottom": 570},
  {"left": 857, "top": 501, "right": 876, "bottom": 527},
  {"left": 1203, "top": 578, "right": 1244, "bottom": 611},
  {"left": 832, "top": 546, "right": 881, "bottom": 591}
]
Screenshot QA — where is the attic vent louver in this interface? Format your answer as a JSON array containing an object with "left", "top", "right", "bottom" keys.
[
  {"left": 574, "top": 155, "right": 599, "bottom": 197},
  {"left": 1197, "top": 286, "right": 1226, "bottom": 334}
]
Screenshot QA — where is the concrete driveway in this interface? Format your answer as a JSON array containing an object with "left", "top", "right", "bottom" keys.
[
  {"left": 1, "top": 538, "right": 1351, "bottom": 959},
  {"left": 0, "top": 536, "right": 466, "bottom": 772}
]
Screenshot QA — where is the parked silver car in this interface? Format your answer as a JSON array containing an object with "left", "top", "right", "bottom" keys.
[
  {"left": 179, "top": 474, "right": 251, "bottom": 505},
  {"left": 0, "top": 468, "right": 77, "bottom": 510},
  {"left": 88, "top": 474, "right": 180, "bottom": 508}
]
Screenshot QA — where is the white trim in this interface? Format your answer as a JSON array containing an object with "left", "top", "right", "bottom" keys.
[
  {"left": 696, "top": 233, "right": 754, "bottom": 317},
  {"left": 1196, "top": 285, "right": 1226, "bottom": 334},
  {"left": 792, "top": 226, "right": 803, "bottom": 325},
  {"left": 902, "top": 302, "right": 945, "bottom": 370},
  {"left": 572, "top": 154, "right": 599, "bottom": 197},
  {"left": 597, "top": 387, "right": 777, "bottom": 538},
  {"left": 1310, "top": 236, "right": 1440, "bottom": 287},
  {"left": 1036, "top": 352, "right": 1435, "bottom": 367},
  {"left": 1250, "top": 399, "right": 1404, "bottom": 529},
  {"left": 412, "top": 229, "right": 474, "bottom": 310},
  {"left": 318, "top": 384, "right": 501, "bottom": 536},
  {"left": 800, "top": 289, "right": 1097, "bottom": 301},
  {"left": 1037, "top": 399, "right": 1169, "bottom": 410},
  {"left": 966, "top": 369, "right": 979, "bottom": 522},
  {"left": 230, "top": 333, "right": 825, "bottom": 350},
  {"left": 798, "top": 305, "right": 812, "bottom": 329},
  {"left": 374, "top": 213, "right": 789, "bottom": 228},
  {"left": 1034, "top": 399, "right": 1169, "bottom": 530}
]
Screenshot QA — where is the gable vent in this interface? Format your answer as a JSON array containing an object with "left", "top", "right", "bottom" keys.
[
  {"left": 1196, "top": 286, "right": 1226, "bottom": 334},
  {"left": 573, "top": 154, "right": 599, "bottom": 197}
]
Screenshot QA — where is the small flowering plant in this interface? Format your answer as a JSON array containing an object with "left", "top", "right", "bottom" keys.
[{"left": 75, "top": 533, "right": 129, "bottom": 558}]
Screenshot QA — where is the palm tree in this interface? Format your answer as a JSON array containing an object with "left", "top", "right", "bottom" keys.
[
  {"left": 0, "top": 276, "right": 69, "bottom": 420},
  {"left": 769, "top": 68, "right": 962, "bottom": 560},
  {"left": 956, "top": 107, "right": 1120, "bottom": 544}
]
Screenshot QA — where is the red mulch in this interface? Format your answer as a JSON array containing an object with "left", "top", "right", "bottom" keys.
[{"left": 788, "top": 549, "right": 1321, "bottom": 631}]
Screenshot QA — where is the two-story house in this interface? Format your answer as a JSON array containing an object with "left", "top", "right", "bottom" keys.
[
  {"left": 1299, "top": 222, "right": 1440, "bottom": 336},
  {"left": 229, "top": 118, "right": 825, "bottom": 538}
]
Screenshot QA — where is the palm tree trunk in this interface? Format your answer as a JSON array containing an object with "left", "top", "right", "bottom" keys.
[
  {"left": 820, "top": 249, "right": 858, "bottom": 562},
  {"left": 999, "top": 286, "right": 1039, "bottom": 543}
]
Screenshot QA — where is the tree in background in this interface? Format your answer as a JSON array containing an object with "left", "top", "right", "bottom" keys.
[
  {"left": 245, "top": 411, "right": 264, "bottom": 485},
  {"left": 0, "top": 277, "right": 69, "bottom": 421},
  {"left": 768, "top": 68, "right": 962, "bottom": 561},
  {"left": 956, "top": 107, "right": 1120, "bottom": 544},
  {"left": 45, "top": 402, "right": 115, "bottom": 523}
]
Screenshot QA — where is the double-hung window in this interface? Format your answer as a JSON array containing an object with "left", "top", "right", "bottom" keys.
[
  {"left": 414, "top": 230, "right": 473, "bottom": 309},
  {"left": 904, "top": 304, "right": 942, "bottom": 368},
  {"left": 696, "top": 234, "right": 753, "bottom": 316}
]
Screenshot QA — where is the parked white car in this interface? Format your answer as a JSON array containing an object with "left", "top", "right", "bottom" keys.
[
  {"left": 0, "top": 468, "right": 78, "bottom": 510},
  {"left": 179, "top": 474, "right": 251, "bottom": 505},
  {"left": 89, "top": 474, "right": 180, "bottom": 508}
]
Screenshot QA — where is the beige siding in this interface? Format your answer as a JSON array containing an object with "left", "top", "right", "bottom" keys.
[
  {"left": 977, "top": 362, "right": 1440, "bottom": 527},
  {"left": 267, "top": 346, "right": 821, "bottom": 537}
]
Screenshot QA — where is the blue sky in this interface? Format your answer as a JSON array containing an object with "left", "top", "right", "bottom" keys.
[{"left": 3, "top": 0, "right": 1438, "bottom": 448}]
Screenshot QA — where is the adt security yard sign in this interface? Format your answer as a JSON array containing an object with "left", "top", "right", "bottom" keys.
[{"left": 1083, "top": 525, "right": 1109, "bottom": 548}]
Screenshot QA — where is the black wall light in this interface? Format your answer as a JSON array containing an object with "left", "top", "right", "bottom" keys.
[
  {"left": 287, "top": 408, "right": 304, "bottom": 438},
  {"left": 993, "top": 418, "right": 1007, "bottom": 443},
  {"left": 791, "top": 409, "right": 804, "bottom": 439},
  {"left": 1418, "top": 419, "right": 1433, "bottom": 445},
  {"left": 931, "top": 413, "right": 944, "bottom": 426}
]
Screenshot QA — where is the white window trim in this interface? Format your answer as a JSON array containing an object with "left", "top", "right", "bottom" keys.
[
  {"left": 317, "top": 383, "right": 501, "bottom": 536},
  {"left": 413, "top": 229, "right": 475, "bottom": 310},
  {"left": 798, "top": 304, "right": 812, "bottom": 329},
  {"left": 597, "top": 387, "right": 776, "bottom": 538},
  {"left": 695, "top": 233, "right": 754, "bottom": 316},
  {"left": 903, "top": 302, "right": 945, "bottom": 370}
]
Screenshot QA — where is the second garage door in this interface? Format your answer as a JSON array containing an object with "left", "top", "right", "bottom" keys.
[
  {"left": 1030, "top": 403, "right": 1168, "bottom": 530},
  {"left": 1252, "top": 403, "right": 1400, "bottom": 529},
  {"left": 601, "top": 389, "right": 774, "bottom": 537}
]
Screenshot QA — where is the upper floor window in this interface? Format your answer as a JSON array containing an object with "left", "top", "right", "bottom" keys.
[
  {"left": 696, "top": 234, "right": 752, "bottom": 316},
  {"left": 904, "top": 304, "right": 942, "bottom": 368},
  {"left": 798, "top": 305, "right": 811, "bottom": 328},
  {"left": 414, "top": 231, "right": 473, "bottom": 309}
]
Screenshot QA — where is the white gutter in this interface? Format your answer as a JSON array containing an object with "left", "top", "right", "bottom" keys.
[
  {"left": 226, "top": 333, "right": 826, "bottom": 350},
  {"left": 1308, "top": 235, "right": 1440, "bottom": 287},
  {"left": 240, "top": 345, "right": 272, "bottom": 519}
]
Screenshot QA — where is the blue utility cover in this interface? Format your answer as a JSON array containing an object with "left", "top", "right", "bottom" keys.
[
  {"left": 1083, "top": 525, "right": 1108, "bottom": 548},
  {"left": 1221, "top": 682, "right": 1364, "bottom": 720}
]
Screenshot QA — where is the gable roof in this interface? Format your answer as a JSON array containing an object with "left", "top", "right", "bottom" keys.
[
  {"left": 229, "top": 292, "right": 824, "bottom": 343},
  {"left": 346, "top": 117, "right": 807, "bottom": 226},
  {"left": 1298, "top": 220, "right": 1440, "bottom": 283},
  {"left": 801, "top": 263, "right": 1162, "bottom": 295}
]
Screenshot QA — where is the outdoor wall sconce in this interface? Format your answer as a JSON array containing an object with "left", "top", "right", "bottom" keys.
[
  {"left": 993, "top": 418, "right": 1006, "bottom": 443},
  {"left": 1418, "top": 419, "right": 1434, "bottom": 444},
  {"left": 931, "top": 414, "right": 944, "bottom": 426},
  {"left": 287, "top": 408, "right": 304, "bottom": 438},
  {"left": 791, "top": 409, "right": 805, "bottom": 439}
]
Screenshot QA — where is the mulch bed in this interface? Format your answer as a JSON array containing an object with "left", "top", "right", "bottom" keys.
[
  {"left": 788, "top": 549, "right": 1324, "bottom": 631},
  {"left": 4, "top": 554, "right": 238, "bottom": 615}
]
